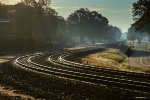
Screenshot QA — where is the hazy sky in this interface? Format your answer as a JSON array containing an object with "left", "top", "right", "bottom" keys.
[{"left": 1, "top": 0, "right": 138, "bottom": 32}]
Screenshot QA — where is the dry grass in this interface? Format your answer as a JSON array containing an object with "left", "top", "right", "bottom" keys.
[
  {"left": 65, "top": 44, "right": 96, "bottom": 51},
  {"left": 0, "top": 86, "right": 36, "bottom": 100},
  {"left": 117, "top": 59, "right": 148, "bottom": 73},
  {"left": 82, "top": 49, "right": 149, "bottom": 73},
  {"left": 65, "top": 46, "right": 85, "bottom": 51},
  {"left": 0, "top": 59, "right": 9, "bottom": 63},
  {"left": 0, "top": 56, "right": 15, "bottom": 64},
  {"left": 82, "top": 49, "right": 126, "bottom": 69}
]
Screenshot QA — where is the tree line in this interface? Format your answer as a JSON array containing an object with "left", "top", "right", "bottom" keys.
[
  {"left": 127, "top": 0, "right": 150, "bottom": 42},
  {"left": 0, "top": 0, "right": 122, "bottom": 52}
]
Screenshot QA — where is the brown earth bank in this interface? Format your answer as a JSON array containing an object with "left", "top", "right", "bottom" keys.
[
  {"left": 0, "top": 62, "right": 149, "bottom": 100},
  {"left": 81, "top": 48, "right": 150, "bottom": 73}
]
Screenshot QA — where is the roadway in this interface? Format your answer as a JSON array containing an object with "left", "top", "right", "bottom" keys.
[{"left": 129, "top": 42, "right": 150, "bottom": 70}]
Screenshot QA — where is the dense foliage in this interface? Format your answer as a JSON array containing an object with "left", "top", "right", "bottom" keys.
[
  {"left": 0, "top": 1, "right": 122, "bottom": 52},
  {"left": 132, "top": 0, "right": 150, "bottom": 33},
  {"left": 127, "top": 0, "right": 150, "bottom": 41},
  {"left": 67, "top": 8, "right": 122, "bottom": 43},
  {"left": 127, "top": 27, "right": 137, "bottom": 42},
  {"left": 0, "top": 2, "right": 7, "bottom": 18}
]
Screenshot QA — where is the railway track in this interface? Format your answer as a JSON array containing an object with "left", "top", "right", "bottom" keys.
[
  {"left": 13, "top": 47, "right": 150, "bottom": 93},
  {"left": 60, "top": 53, "right": 150, "bottom": 80}
]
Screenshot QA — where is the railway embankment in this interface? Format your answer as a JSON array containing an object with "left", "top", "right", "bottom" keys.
[{"left": 0, "top": 61, "right": 149, "bottom": 100}]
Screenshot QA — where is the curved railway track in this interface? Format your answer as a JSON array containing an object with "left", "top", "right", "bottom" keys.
[{"left": 13, "top": 47, "right": 150, "bottom": 93}]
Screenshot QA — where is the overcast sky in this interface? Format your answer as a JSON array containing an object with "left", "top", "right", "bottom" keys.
[{"left": 0, "top": 0, "right": 138, "bottom": 32}]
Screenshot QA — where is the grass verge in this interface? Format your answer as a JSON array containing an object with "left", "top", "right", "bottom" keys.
[{"left": 81, "top": 48, "right": 149, "bottom": 73}]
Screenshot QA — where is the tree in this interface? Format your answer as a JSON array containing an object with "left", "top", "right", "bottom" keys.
[
  {"left": 87, "top": 11, "right": 109, "bottom": 43},
  {"left": 132, "top": 0, "right": 150, "bottom": 33},
  {"left": 14, "top": 2, "right": 35, "bottom": 50},
  {"left": 67, "top": 8, "right": 109, "bottom": 43},
  {"left": 0, "top": 2, "right": 7, "bottom": 19},
  {"left": 56, "top": 16, "right": 66, "bottom": 46},
  {"left": 44, "top": 7, "right": 58, "bottom": 48},
  {"left": 127, "top": 27, "right": 137, "bottom": 42},
  {"left": 23, "top": 0, "right": 51, "bottom": 7},
  {"left": 0, "top": 2, "right": 8, "bottom": 51},
  {"left": 106, "top": 26, "right": 122, "bottom": 41},
  {"left": 13, "top": 0, "right": 57, "bottom": 50}
]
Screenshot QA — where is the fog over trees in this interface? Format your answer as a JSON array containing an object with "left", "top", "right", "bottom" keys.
[
  {"left": 127, "top": 0, "right": 150, "bottom": 42},
  {"left": 0, "top": 0, "right": 122, "bottom": 52}
]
